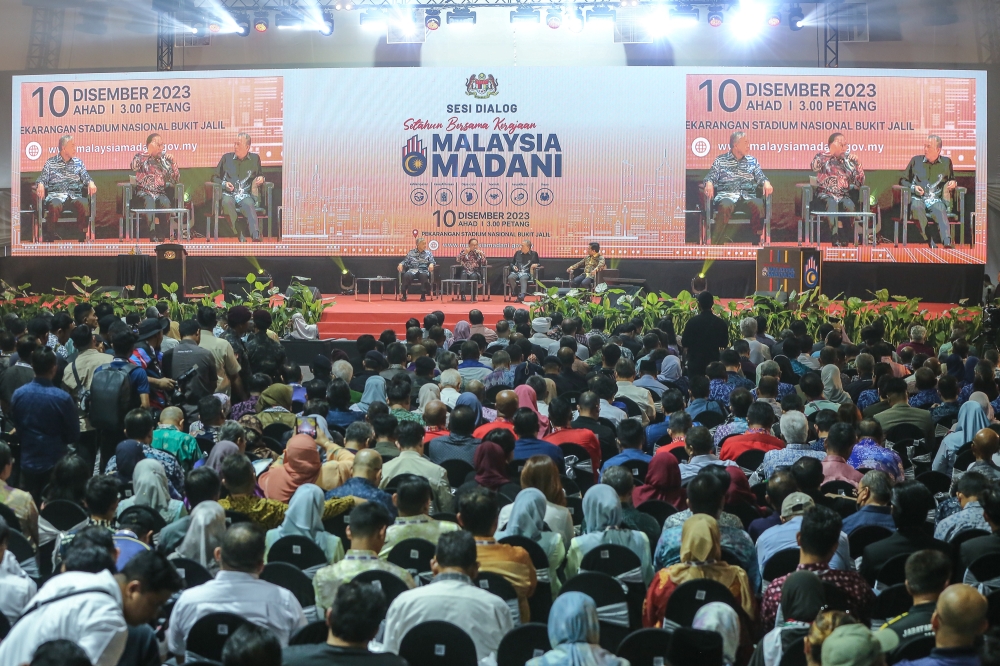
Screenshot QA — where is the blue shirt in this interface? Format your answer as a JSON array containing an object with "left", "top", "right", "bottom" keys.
[
  {"left": 600, "top": 449, "right": 652, "bottom": 478},
  {"left": 895, "top": 646, "right": 982, "bottom": 666},
  {"left": 326, "top": 477, "right": 397, "bottom": 518},
  {"left": 727, "top": 371, "right": 755, "bottom": 390},
  {"left": 513, "top": 438, "right": 565, "bottom": 473},
  {"left": 755, "top": 515, "right": 853, "bottom": 575},
  {"left": 748, "top": 512, "right": 782, "bottom": 542},
  {"left": 687, "top": 398, "right": 723, "bottom": 420},
  {"left": 709, "top": 379, "right": 735, "bottom": 406},
  {"left": 847, "top": 438, "right": 906, "bottom": 483},
  {"left": 645, "top": 422, "right": 671, "bottom": 452},
  {"left": 909, "top": 389, "right": 941, "bottom": 410},
  {"left": 857, "top": 389, "right": 880, "bottom": 412},
  {"left": 10, "top": 378, "right": 80, "bottom": 472},
  {"left": 113, "top": 530, "right": 152, "bottom": 569},
  {"left": 842, "top": 504, "right": 897, "bottom": 535},
  {"left": 95, "top": 357, "right": 150, "bottom": 398},
  {"left": 748, "top": 443, "right": 828, "bottom": 485},
  {"left": 327, "top": 409, "right": 366, "bottom": 429}
]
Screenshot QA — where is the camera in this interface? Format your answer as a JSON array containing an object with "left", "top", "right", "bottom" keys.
[{"left": 171, "top": 366, "right": 199, "bottom": 405}]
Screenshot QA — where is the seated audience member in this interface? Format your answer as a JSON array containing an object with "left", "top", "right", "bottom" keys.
[
  {"left": 457, "top": 487, "right": 537, "bottom": 621},
  {"left": 818, "top": 623, "right": 899, "bottom": 666},
  {"left": 651, "top": 408, "right": 691, "bottom": 458},
  {"left": 0, "top": 551, "right": 182, "bottom": 666},
  {"left": 755, "top": 376, "right": 784, "bottom": 419},
  {"left": 875, "top": 377, "right": 935, "bottom": 444},
  {"left": 679, "top": 426, "right": 738, "bottom": 484},
  {"left": 426, "top": 405, "right": 481, "bottom": 466},
  {"left": 909, "top": 368, "right": 942, "bottom": 410},
  {"left": 686, "top": 375, "right": 724, "bottom": 421},
  {"left": 749, "top": 569, "right": 827, "bottom": 666},
  {"left": 369, "top": 413, "right": 400, "bottom": 463},
  {"left": 231, "top": 372, "right": 270, "bottom": 421},
  {"left": 386, "top": 377, "right": 422, "bottom": 426},
  {"left": 114, "top": 506, "right": 157, "bottom": 568},
  {"left": 0, "top": 515, "right": 36, "bottom": 625},
  {"left": 219, "top": 624, "right": 282, "bottom": 666},
  {"left": 495, "top": 487, "right": 567, "bottom": 596},
  {"left": 117, "top": 459, "right": 187, "bottom": 524},
  {"left": 719, "top": 401, "right": 784, "bottom": 461},
  {"left": 600, "top": 418, "right": 652, "bottom": 478},
  {"left": 459, "top": 432, "right": 514, "bottom": 496},
  {"left": 544, "top": 397, "right": 602, "bottom": 481},
  {"left": 529, "top": 592, "right": 630, "bottom": 666},
  {"left": 0, "top": 440, "right": 38, "bottom": 544},
  {"left": 326, "top": 449, "right": 396, "bottom": 517},
  {"left": 314, "top": 502, "right": 415, "bottom": 614},
  {"left": 842, "top": 470, "right": 897, "bottom": 534},
  {"left": 643, "top": 514, "right": 755, "bottom": 628},
  {"left": 344, "top": 421, "right": 375, "bottom": 452},
  {"left": 801, "top": 372, "right": 841, "bottom": 417},
  {"left": 23, "top": 640, "right": 92, "bottom": 666},
  {"left": 105, "top": 409, "right": 186, "bottom": 496},
  {"left": 935, "top": 399, "right": 991, "bottom": 476},
  {"left": 498, "top": 456, "right": 575, "bottom": 546},
  {"left": 958, "top": 485, "right": 1000, "bottom": 572},
  {"left": 573, "top": 390, "right": 618, "bottom": 462},
  {"left": 614, "top": 358, "right": 655, "bottom": 425},
  {"left": 284, "top": 580, "right": 409, "bottom": 666},
  {"left": 512, "top": 407, "right": 565, "bottom": 472},
  {"left": 748, "top": 469, "right": 798, "bottom": 542},
  {"left": 880, "top": 550, "right": 953, "bottom": 662},
  {"left": 265, "top": 484, "right": 345, "bottom": 565},
  {"left": 811, "top": 409, "right": 839, "bottom": 451},
  {"left": 959, "top": 428, "right": 1000, "bottom": 484},
  {"left": 565, "top": 484, "right": 654, "bottom": 584},
  {"left": 713, "top": 388, "right": 753, "bottom": 445},
  {"left": 760, "top": 505, "right": 875, "bottom": 630},
  {"left": 822, "top": 422, "right": 863, "bottom": 487},
  {"left": 756, "top": 492, "right": 853, "bottom": 574},
  {"left": 326, "top": 378, "right": 366, "bottom": 430},
  {"left": 381, "top": 475, "right": 461, "bottom": 558},
  {"left": 152, "top": 406, "right": 203, "bottom": 469},
  {"left": 159, "top": 467, "right": 221, "bottom": 554},
  {"left": 934, "top": 471, "right": 992, "bottom": 542},
  {"left": 653, "top": 471, "right": 761, "bottom": 591},
  {"left": 749, "top": 411, "right": 826, "bottom": 485},
  {"left": 893, "top": 584, "right": 988, "bottom": 666},
  {"left": 930, "top": 375, "right": 960, "bottom": 426},
  {"left": 473, "top": 389, "right": 517, "bottom": 439},
  {"left": 382, "top": 531, "right": 513, "bottom": 660},
  {"left": 218, "top": 455, "right": 353, "bottom": 530},
  {"left": 598, "top": 465, "right": 661, "bottom": 558},
  {"left": 633, "top": 452, "right": 688, "bottom": 518},
  {"left": 437, "top": 369, "right": 463, "bottom": 408},
  {"left": 848, "top": 419, "right": 906, "bottom": 483},
  {"left": 380, "top": 421, "right": 452, "bottom": 513}
]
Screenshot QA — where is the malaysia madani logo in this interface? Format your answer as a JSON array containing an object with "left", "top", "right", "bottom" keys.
[
  {"left": 804, "top": 256, "right": 820, "bottom": 288},
  {"left": 402, "top": 135, "right": 427, "bottom": 177},
  {"left": 466, "top": 73, "right": 498, "bottom": 99}
]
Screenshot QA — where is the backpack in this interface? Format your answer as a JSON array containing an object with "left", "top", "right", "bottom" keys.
[
  {"left": 69, "top": 361, "right": 91, "bottom": 415},
  {"left": 89, "top": 363, "right": 133, "bottom": 431}
]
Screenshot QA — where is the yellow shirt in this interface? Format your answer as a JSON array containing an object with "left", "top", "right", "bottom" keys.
[{"left": 475, "top": 537, "right": 537, "bottom": 623}]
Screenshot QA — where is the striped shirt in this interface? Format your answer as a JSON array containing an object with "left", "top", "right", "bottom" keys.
[
  {"left": 704, "top": 151, "right": 767, "bottom": 201},
  {"left": 36, "top": 156, "right": 91, "bottom": 196}
]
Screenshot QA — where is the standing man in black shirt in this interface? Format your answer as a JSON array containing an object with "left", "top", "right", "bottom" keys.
[
  {"left": 161, "top": 319, "right": 217, "bottom": 420},
  {"left": 214, "top": 133, "right": 264, "bottom": 242},
  {"left": 681, "top": 291, "right": 730, "bottom": 376}
]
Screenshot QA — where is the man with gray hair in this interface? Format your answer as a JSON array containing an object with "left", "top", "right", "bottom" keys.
[
  {"left": 749, "top": 410, "right": 826, "bottom": 485},
  {"left": 847, "top": 352, "right": 876, "bottom": 403},
  {"left": 214, "top": 132, "right": 265, "bottom": 242},
  {"left": 754, "top": 360, "right": 795, "bottom": 400},
  {"left": 702, "top": 130, "right": 773, "bottom": 245},
  {"left": 897, "top": 325, "right": 934, "bottom": 358},
  {"left": 740, "top": 316, "right": 770, "bottom": 365},
  {"left": 902, "top": 134, "right": 959, "bottom": 249},
  {"left": 842, "top": 469, "right": 896, "bottom": 534},
  {"left": 34, "top": 134, "right": 97, "bottom": 242},
  {"left": 438, "top": 368, "right": 463, "bottom": 408},
  {"left": 398, "top": 237, "right": 436, "bottom": 301}
]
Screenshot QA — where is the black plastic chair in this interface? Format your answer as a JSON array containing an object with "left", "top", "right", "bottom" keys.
[
  {"left": 0, "top": 609, "right": 9, "bottom": 640},
  {"left": 763, "top": 548, "right": 801, "bottom": 583},
  {"left": 885, "top": 423, "right": 928, "bottom": 446},
  {"left": 260, "top": 562, "right": 316, "bottom": 609},
  {"left": 509, "top": 459, "right": 529, "bottom": 479},
  {"left": 476, "top": 571, "right": 522, "bottom": 623},
  {"left": 616, "top": 628, "right": 673, "bottom": 666},
  {"left": 751, "top": 482, "right": 769, "bottom": 506},
  {"left": 626, "top": 460, "right": 649, "bottom": 485},
  {"left": 695, "top": 411, "right": 726, "bottom": 429},
  {"left": 559, "top": 442, "right": 596, "bottom": 493},
  {"left": 224, "top": 510, "right": 251, "bottom": 525},
  {"left": 848, "top": 525, "right": 893, "bottom": 559},
  {"left": 733, "top": 449, "right": 766, "bottom": 473},
  {"left": 40, "top": 499, "right": 88, "bottom": 531},
  {"left": 289, "top": 620, "right": 328, "bottom": 645},
  {"left": 966, "top": 553, "right": 1000, "bottom": 584},
  {"left": 497, "top": 622, "right": 551, "bottom": 666},
  {"left": 399, "top": 620, "right": 478, "bottom": 666},
  {"left": 876, "top": 552, "right": 912, "bottom": 588},
  {"left": 635, "top": 500, "right": 677, "bottom": 527},
  {"left": 561, "top": 391, "right": 582, "bottom": 407},
  {"left": 484, "top": 385, "right": 513, "bottom": 407},
  {"left": 724, "top": 501, "right": 762, "bottom": 531},
  {"left": 891, "top": 636, "right": 936, "bottom": 664},
  {"left": 779, "top": 637, "right": 807, "bottom": 666},
  {"left": 499, "top": 482, "right": 522, "bottom": 505},
  {"left": 565, "top": 495, "right": 584, "bottom": 528},
  {"left": 387, "top": 538, "right": 436, "bottom": 580},
  {"left": 988, "top": 589, "right": 1000, "bottom": 628},
  {"left": 430, "top": 512, "right": 458, "bottom": 524},
  {"left": 6, "top": 529, "right": 34, "bottom": 564},
  {"left": 561, "top": 474, "right": 581, "bottom": 498},
  {"left": 186, "top": 612, "right": 247, "bottom": 662},
  {"left": 440, "top": 459, "right": 475, "bottom": 489},
  {"left": 669, "top": 447, "right": 689, "bottom": 464},
  {"left": 871, "top": 583, "right": 913, "bottom": 625},
  {"left": 915, "top": 471, "right": 951, "bottom": 495},
  {"left": 354, "top": 569, "right": 412, "bottom": 606},
  {"left": 954, "top": 448, "right": 976, "bottom": 473},
  {"left": 617, "top": 396, "right": 645, "bottom": 419},
  {"left": 820, "top": 480, "right": 857, "bottom": 498},
  {"left": 262, "top": 423, "right": 293, "bottom": 442},
  {"left": 663, "top": 578, "right": 737, "bottom": 627},
  {"left": 323, "top": 508, "right": 352, "bottom": 549},
  {"left": 560, "top": 572, "right": 630, "bottom": 652},
  {"left": 580, "top": 544, "right": 645, "bottom": 629},
  {"left": 267, "top": 535, "right": 329, "bottom": 570},
  {"left": 499, "top": 535, "right": 554, "bottom": 623},
  {"left": 170, "top": 557, "right": 214, "bottom": 589}
]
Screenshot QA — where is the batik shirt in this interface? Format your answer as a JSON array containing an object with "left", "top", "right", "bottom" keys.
[
  {"left": 130, "top": 152, "right": 180, "bottom": 198},
  {"left": 933, "top": 500, "right": 990, "bottom": 541},
  {"left": 245, "top": 332, "right": 286, "bottom": 379},
  {"left": 483, "top": 367, "right": 515, "bottom": 391},
  {"left": 931, "top": 402, "right": 961, "bottom": 425},
  {"left": 709, "top": 379, "right": 736, "bottom": 406},
  {"left": 810, "top": 152, "right": 865, "bottom": 200},
  {"left": 105, "top": 444, "right": 185, "bottom": 498},
  {"left": 36, "top": 155, "right": 92, "bottom": 197},
  {"left": 909, "top": 389, "right": 942, "bottom": 410},
  {"left": 752, "top": 383, "right": 796, "bottom": 400},
  {"left": 46, "top": 333, "right": 68, "bottom": 360},
  {"left": 654, "top": 521, "right": 761, "bottom": 592},
  {"left": 713, "top": 417, "right": 749, "bottom": 447},
  {"left": 401, "top": 249, "right": 436, "bottom": 273},
  {"left": 456, "top": 249, "right": 486, "bottom": 274},
  {"left": 704, "top": 151, "right": 768, "bottom": 201},
  {"left": 314, "top": 549, "right": 415, "bottom": 612},
  {"left": 727, "top": 371, "right": 755, "bottom": 391},
  {"left": 379, "top": 515, "right": 462, "bottom": 558},
  {"left": 662, "top": 509, "right": 743, "bottom": 531},
  {"left": 857, "top": 389, "right": 880, "bottom": 412},
  {"left": 748, "top": 443, "right": 827, "bottom": 485},
  {"left": 151, "top": 424, "right": 203, "bottom": 469},
  {"left": 846, "top": 438, "right": 906, "bottom": 483},
  {"left": 568, "top": 253, "right": 606, "bottom": 278},
  {"left": 761, "top": 563, "right": 874, "bottom": 630}
]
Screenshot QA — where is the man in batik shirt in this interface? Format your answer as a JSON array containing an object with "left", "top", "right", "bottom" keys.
[
  {"left": 35, "top": 135, "right": 97, "bottom": 242},
  {"left": 455, "top": 238, "right": 487, "bottom": 301},
  {"left": 131, "top": 133, "right": 180, "bottom": 241},
  {"left": 811, "top": 132, "right": 866, "bottom": 246},
  {"left": 398, "top": 237, "right": 436, "bottom": 302},
  {"left": 703, "top": 131, "right": 773, "bottom": 245}
]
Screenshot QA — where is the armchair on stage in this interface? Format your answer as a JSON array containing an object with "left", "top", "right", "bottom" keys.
[
  {"left": 443, "top": 263, "right": 491, "bottom": 301},
  {"left": 117, "top": 178, "right": 187, "bottom": 241},
  {"left": 565, "top": 266, "right": 615, "bottom": 288},
  {"left": 397, "top": 268, "right": 439, "bottom": 300},
  {"left": 203, "top": 180, "right": 276, "bottom": 241},
  {"left": 797, "top": 180, "right": 874, "bottom": 245},
  {"left": 503, "top": 264, "right": 544, "bottom": 302},
  {"left": 891, "top": 184, "right": 968, "bottom": 247},
  {"left": 700, "top": 184, "right": 773, "bottom": 245},
  {"left": 28, "top": 186, "right": 96, "bottom": 243}
]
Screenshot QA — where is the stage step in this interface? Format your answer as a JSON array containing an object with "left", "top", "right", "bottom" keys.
[{"left": 315, "top": 296, "right": 514, "bottom": 338}]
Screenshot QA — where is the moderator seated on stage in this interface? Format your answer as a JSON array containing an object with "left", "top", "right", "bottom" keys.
[{"left": 702, "top": 131, "right": 773, "bottom": 246}]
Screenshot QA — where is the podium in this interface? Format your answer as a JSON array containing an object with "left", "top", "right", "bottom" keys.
[
  {"left": 756, "top": 248, "right": 821, "bottom": 295},
  {"left": 155, "top": 244, "right": 187, "bottom": 297}
]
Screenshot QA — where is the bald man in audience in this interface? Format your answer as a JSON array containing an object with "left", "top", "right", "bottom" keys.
[
  {"left": 325, "top": 449, "right": 396, "bottom": 517},
  {"left": 422, "top": 400, "right": 450, "bottom": 443},
  {"left": 966, "top": 428, "right": 1000, "bottom": 482},
  {"left": 893, "top": 584, "right": 987, "bottom": 666},
  {"left": 474, "top": 389, "right": 518, "bottom": 439}
]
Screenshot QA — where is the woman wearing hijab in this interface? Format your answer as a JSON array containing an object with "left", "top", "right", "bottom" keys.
[
  {"left": 169, "top": 500, "right": 227, "bottom": 576},
  {"left": 632, "top": 453, "right": 685, "bottom": 510},
  {"left": 495, "top": 488, "right": 566, "bottom": 596},
  {"left": 444, "top": 320, "right": 471, "bottom": 351},
  {"left": 821, "top": 362, "right": 852, "bottom": 406},
  {"left": 259, "top": 435, "right": 322, "bottom": 502},
  {"left": 265, "top": 484, "right": 345, "bottom": 565},
  {"left": 498, "top": 457, "right": 575, "bottom": 547},
  {"left": 749, "top": 570, "right": 826, "bottom": 666},
  {"left": 565, "top": 485, "right": 653, "bottom": 585},
  {"left": 455, "top": 392, "right": 486, "bottom": 428},
  {"left": 693, "top": 603, "right": 741, "bottom": 666},
  {"left": 117, "top": 459, "right": 187, "bottom": 525},
  {"left": 204, "top": 441, "right": 242, "bottom": 474},
  {"left": 350, "top": 376, "right": 387, "bottom": 414},
  {"left": 934, "top": 397, "right": 991, "bottom": 474},
  {"left": 643, "top": 514, "right": 755, "bottom": 628},
  {"left": 515, "top": 384, "right": 551, "bottom": 437},
  {"left": 659, "top": 355, "right": 682, "bottom": 383},
  {"left": 414, "top": 383, "right": 440, "bottom": 414},
  {"left": 526, "top": 592, "right": 627, "bottom": 666},
  {"left": 725, "top": 466, "right": 766, "bottom": 514},
  {"left": 472, "top": 441, "right": 510, "bottom": 492},
  {"left": 256, "top": 384, "right": 297, "bottom": 429}
]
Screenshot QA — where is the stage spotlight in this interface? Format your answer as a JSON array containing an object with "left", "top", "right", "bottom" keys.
[
  {"left": 425, "top": 9, "right": 441, "bottom": 30},
  {"left": 446, "top": 8, "right": 476, "bottom": 25},
  {"left": 670, "top": 6, "right": 699, "bottom": 25},
  {"left": 546, "top": 8, "right": 562, "bottom": 28},
  {"left": 360, "top": 9, "right": 388, "bottom": 29},
  {"left": 586, "top": 5, "right": 616, "bottom": 22},
  {"left": 207, "top": 19, "right": 222, "bottom": 33},
  {"left": 564, "top": 7, "right": 584, "bottom": 32},
  {"left": 340, "top": 270, "right": 356, "bottom": 295},
  {"left": 233, "top": 13, "right": 251, "bottom": 36},
  {"left": 789, "top": 4, "right": 804, "bottom": 30},
  {"left": 318, "top": 12, "right": 334, "bottom": 34},
  {"left": 767, "top": 10, "right": 781, "bottom": 26},
  {"left": 510, "top": 7, "right": 540, "bottom": 24},
  {"left": 730, "top": 1, "right": 766, "bottom": 39},
  {"left": 253, "top": 14, "right": 269, "bottom": 31},
  {"left": 707, "top": 6, "right": 723, "bottom": 27},
  {"left": 276, "top": 12, "right": 304, "bottom": 29}
]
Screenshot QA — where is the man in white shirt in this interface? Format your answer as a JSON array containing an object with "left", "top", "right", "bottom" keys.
[
  {"left": 383, "top": 530, "right": 513, "bottom": 661},
  {"left": 740, "top": 317, "right": 771, "bottom": 365},
  {"left": 0, "top": 516, "right": 36, "bottom": 624},
  {"left": 438, "top": 369, "right": 463, "bottom": 409},
  {"left": 167, "top": 523, "right": 306, "bottom": 660},
  {"left": 614, "top": 358, "right": 655, "bottom": 426},
  {"left": 679, "top": 425, "right": 738, "bottom": 484},
  {"left": 0, "top": 551, "right": 181, "bottom": 666}
]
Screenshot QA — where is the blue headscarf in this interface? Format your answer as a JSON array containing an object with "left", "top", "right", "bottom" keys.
[
  {"left": 495, "top": 488, "right": 547, "bottom": 541},
  {"left": 582, "top": 484, "right": 622, "bottom": 534},
  {"left": 955, "top": 399, "right": 990, "bottom": 442},
  {"left": 455, "top": 391, "right": 485, "bottom": 427},
  {"left": 526, "top": 592, "right": 626, "bottom": 666},
  {"left": 353, "top": 376, "right": 387, "bottom": 412}
]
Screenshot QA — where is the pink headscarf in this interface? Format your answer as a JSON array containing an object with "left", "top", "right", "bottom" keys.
[{"left": 514, "top": 384, "right": 550, "bottom": 438}]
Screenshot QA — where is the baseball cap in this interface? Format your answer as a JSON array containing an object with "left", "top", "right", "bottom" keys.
[
  {"left": 311, "top": 354, "right": 333, "bottom": 374},
  {"left": 137, "top": 318, "right": 163, "bottom": 341},
  {"left": 781, "top": 492, "right": 816, "bottom": 519},
  {"left": 821, "top": 624, "right": 899, "bottom": 666}
]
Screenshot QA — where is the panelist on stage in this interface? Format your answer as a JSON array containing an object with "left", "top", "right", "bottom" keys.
[
  {"left": 902, "top": 134, "right": 957, "bottom": 249},
  {"left": 34, "top": 134, "right": 96, "bottom": 243},
  {"left": 509, "top": 239, "right": 540, "bottom": 303},
  {"left": 214, "top": 132, "right": 265, "bottom": 243},
  {"left": 131, "top": 133, "right": 180, "bottom": 242},
  {"left": 398, "top": 237, "right": 436, "bottom": 302},
  {"left": 703, "top": 131, "right": 773, "bottom": 245},
  {"left": 811, "top": 133, "right": 865, "bottom": 246},
  {"left": 567, "top": 242, "right": 605, "bottom": 289},
  {"left": 456, "top": 238, "right": 486, "bottom": 301}
]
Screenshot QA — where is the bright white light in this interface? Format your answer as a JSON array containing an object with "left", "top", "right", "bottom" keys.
[
  {"left": 564, "top": 7, "right": 584, "bottom": 32},
  {"left": 644, "top": 6, "right": 671, "bottom": 38},
  {"left": 361, "top": 19, "right": 387, "bottom": 31},
  {"left": 729, "top": 0, "right": 767, "bottom": 39},
  {"left": 391, "top": 12, "right": 418, "bottom": 35}
]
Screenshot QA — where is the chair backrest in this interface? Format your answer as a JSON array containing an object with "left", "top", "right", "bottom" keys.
[
  {"left": 6, "top": 529, "right": 33, "bottom": 565},
  {"left": 262, "top": 423, "right": 293, "bottom": 441},
  {"left": 876, "top": 552, "right": 913, "bottom": 588},
  {"left": 484, "top": 385, "right": 512, "bottom": 407},
  {"left": 398, "top": 620, "right": 478, "bottom": 666},
  {"left": 954, "top": 449, "right": 976, "bottom": 472},
  {"left": 580, "top": 543, "right": 643, "bottom": 579},
  {"left": 386, "top": 538, "right": 437, "bottom": 575},
  {"left": 498, "top": 535, "right": 551, "bottom": 572},
  {"left": 170, "top": 557, "right": 214, "bottom": 589},
  {"left": 763, "top": 548, "right": 802, "bottom": 583},
  {"left": 440, "top": 459, "right": 475, "bottom": 489},
  {"left": 618, "top": 397, "right": 644, "bottom": 419},
  {"left": 558, "top": 442, "right": 593, "bottom": 463},
  {"left": 225, "top": 510, "right": 252, "bottom": 526},
  {"left": 669, "top": 447, "right": 689, "bottom": 463},
  {"left": 915, "top": 471, "right": 951, "bottom": 495},
  {"left": 560, "top": 572, "right": 630, "bottom": 652},
  {"left": 735, "top": 449, "right": 767, "bottom": 472},
  {"left": 723, "top": 501, "right": 762, "bottom": 531},
  {"left": 635, "top": 500, "right": 677, "bottom": 527},
  {"left": 848, "top": 525, "right": 893, "bottom": 559},
  {"left": 663, "top": 578, "right": 738, "bottom": 627},
  {"left": 186, "top": 612, "right": 247, "bottom": 662},
  {"left": 289, "top": 620, "right": 328, "bottom": 646},
  {"left": 322, "top": 508, "right": 353, "bottom": 549},
  {"left": 476, "top": 571, "right": 519, "bottom": 602},
  {"left": 509, "top": 459, "right": 528, "bottom": 479},
  {"left": 626, "top": 460, "right": 649, "bottom": 484},
  {"left": 696, "top": 411, "right": 725, "bottom": 429},
  {"left": 260, "top": 561, "right": 316, "bottom": 607},
  {"left": 431, "top": 512, "right": 458, "bottom": 524},
  {"left": 0, "top": 503, "right": 20, "bottom": 532},
  {"left": 951, "top": 529, "right": 991, "bottom": 551},
  {"left": 561, "top": 391, "right": 581, "bottom": 407},
  {"left": 820, "top": 480, "right": 857, "bottom": 498},
  {"left": 497, "top": 623, "right": 551, "bottom": 666},
  {"left": 565, "top": 495, "right": 584, "bottom": 527},
  {"left": 894, "top": 636, "right": 936, "bottom": 662},
  {"left": 616, "top": 628, "right": 673, "bottom": 666},
  {"left": 560, "top": 474, "right": 581, "bottom": 498},
  {"left": 40, "top": 500, "right": 88, "bottom": 531},
  {"left": 967, "top": 553, "right": 1000, "bottom": 584},
  {"left": 268, "top": 534, "right": 329, "bottom": 570},
  {"left": 885, "top": 424, "right": 927, "bottom": 446},
  {"left": 871, "top": 583, "right": 913, "bottom": 625},
  {"left": 750, "top": 482, "right": 769, "bottom": 506},
  {"left": 354, "top": 569, "right": 412, "bottom": 606},
  {"left": 0, "top": 610, "right": 9, "bottom": 641},
  {"left": 778, "top": 637, "right": 807, "bottom": 666}
]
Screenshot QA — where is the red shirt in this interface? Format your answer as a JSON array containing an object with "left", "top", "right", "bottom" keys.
[
  {"left": 654, "top": 438, "right": 686, "bottom": 457},
  {"left": 473, "top": 419, "right": 515, "bottom": 440},
  {"left": 544, "top": 427, "right": 602, "bottom": 481},
  {"left": 423, "top": 427, "right": 450, "bottom": 444},
  {"left": 719, "top": 428, "right": 785, "bottom": 461}
]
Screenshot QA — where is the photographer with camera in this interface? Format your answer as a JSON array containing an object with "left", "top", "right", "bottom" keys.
[{"left": 161, "top": 319, "right": 217, "bottom": 420}]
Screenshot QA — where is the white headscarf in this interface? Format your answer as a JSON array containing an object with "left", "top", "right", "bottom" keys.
[
  {"left": 693, "top": 602, "right": 741, "bottom": 666},
  {"left": 174, "top": 501, "right": 226, "bottom": 573},
  {"left": 130, "top": 459, "right": 174, "bottom": 523},
  {"left": 266, "top": 483, "right": 343, "bottom": 563},
  {"left": 290, "top": 313, "right": 318, "bottom": 340}
]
